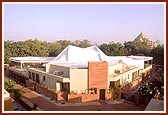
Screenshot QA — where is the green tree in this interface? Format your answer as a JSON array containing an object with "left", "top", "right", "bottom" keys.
[
  {"left": 47, "top": 42, "right": 62, "bottom": 56},
  {"left": 99, "top": 41, "right": 124, "bottom": 56},
  {"left": 108, "top": 85, "right": 121, "bottom": 100},
  {"left": 4, "top": 40, "right": 13, "bottom": 63},
  {"left": 150, "top": 45, "right": 164, "bottom": 65},
  {"left": 138, "top": 76, "right": 164, "bottom": 101},
  {"left": 124, "top": 41, "right": 151, "bottom": 56},
  {"left": 4, "top": 79, "right": 16, "bottom": 93}
]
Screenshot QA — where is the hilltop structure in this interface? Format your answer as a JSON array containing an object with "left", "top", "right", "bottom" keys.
[{"left": 133, "top": 32, "right": 157, "bottom": 48}]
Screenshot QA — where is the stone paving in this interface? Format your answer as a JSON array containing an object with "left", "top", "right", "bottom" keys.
[{"left": 12, "top": 99, "right": 27, "bottom": 111}]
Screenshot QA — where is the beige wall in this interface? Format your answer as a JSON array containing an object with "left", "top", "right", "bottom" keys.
[
  {"left": 108, "top": 63, "right": 125, "bottom": 75},
  {"left": 69, "top": 68, "right": 88, "bottom": 94},
  {"left": 28, "top": 68, "right": 69, "bottom": 91},
  {"left": 109, "top": 67, "right": 140, "bottom": 87}
]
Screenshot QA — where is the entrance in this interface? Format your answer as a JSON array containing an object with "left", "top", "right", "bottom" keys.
[{"left": 99, "top": 89, "right": 106, "bottom": 100}]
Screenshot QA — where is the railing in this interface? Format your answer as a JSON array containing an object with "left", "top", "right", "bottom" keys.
[
  {"left": 28, "top": 68, "right": 70, "bottom": 82},
  {"left": 142, "top": 65, "right": 152, "bottom": 73}
]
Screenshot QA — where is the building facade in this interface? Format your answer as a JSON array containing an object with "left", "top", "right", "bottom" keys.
[{"left": 7, "top": 45, "right": 153, "bottom": 102}]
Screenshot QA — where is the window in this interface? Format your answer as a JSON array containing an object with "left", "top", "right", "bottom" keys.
[
  {"left": 32, "top": 73, "right": 35, "bottom": 81},
  {"left": 43, "top": 76, "right": 46, "bottom": 81},
  {"left": 128, "top": 75, "right": 129, "bottom": 79},
  {"left": 28, "top": 71, "right": 31, "bottom": 79},
  {"left": 115, "top": 70, "right": 120, "bottom": 74},
  {"left": 138, "top": 70, "right": 140, "bottom": 76},
  {"left": 36, "top": 74, "right": 40, "bottom": 83}
]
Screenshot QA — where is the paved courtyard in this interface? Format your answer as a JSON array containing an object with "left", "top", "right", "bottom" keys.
[{"left": 15, "top": 84, "right": 145, "bottom": 111}]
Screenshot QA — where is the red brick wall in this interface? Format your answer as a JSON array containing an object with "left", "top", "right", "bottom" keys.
[
  {"left": 68, "top": 94, "right": 99, "bottom": 103},
  {"left": 88, "top": 61, "right": 108, "bottom": 91},
  {"left": 26, "top": 80, "right": 57, "bottom": 100}
]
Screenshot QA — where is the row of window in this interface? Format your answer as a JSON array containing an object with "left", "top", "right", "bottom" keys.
[
  {"left": 132, "top": 70, "right": 140, "bottom": 81},
  {"left": 28, "top": 71, "right": 46, "bottom": 83}
]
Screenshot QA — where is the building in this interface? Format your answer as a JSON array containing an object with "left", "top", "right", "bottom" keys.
[
  {"left": 8, "top": 45, "right": 153, "bottom": 102},
  {"left": 133, "top": 32, "right": 157, "bottom": 48}
]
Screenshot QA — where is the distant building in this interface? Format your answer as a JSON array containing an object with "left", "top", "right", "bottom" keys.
[
  {"left": 7, "top": 45, "right": 153, "bottom": 102},
  {"left": 133, "top": 32, "right": 157, "bottom": 48}
]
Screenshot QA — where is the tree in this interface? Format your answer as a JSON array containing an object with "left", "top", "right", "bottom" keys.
[
  {"left": 108, "top": 85, "right": 121, "bottom": 100},
  {"left": 4, "top": 79, "right": 16, "bottom": 93},
  {"left": 47, "top": 42, "right": 62, "bottom": 56},
  {"left": 150, "top": 44, "right": 164, "bottom": 65},
  {"left": 99, "top": 41, "right": 124, "bottom": 56},
  {"left": 4, "top": 40, "right": 13, "bottom": 63},
  {"left": 124, "top": 41, "right": 151, "bottom": 56},
  {"left": 138, "top": 76, "right": 164, "bottom": 102},
  {"left": 4, "top": 39, "right": 49, "bottom": 63}
]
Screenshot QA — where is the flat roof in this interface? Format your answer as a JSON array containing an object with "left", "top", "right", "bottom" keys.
[
  {"left": 51, "top": 60, "right": 122, "bottom": 69},
  {"left": 108, "top": 55, "right": 153, "bottom": 61},
  {"left": 10, "top": 57, "right": 55, "bottom": 63}
]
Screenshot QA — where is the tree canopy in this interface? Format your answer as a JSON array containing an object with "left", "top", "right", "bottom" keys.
[
  {"left": 4, "top": 38, "right": 164, "bottom": 66},
  {"left": 99, "top": 41, "right": 124, "bottom": 56}
]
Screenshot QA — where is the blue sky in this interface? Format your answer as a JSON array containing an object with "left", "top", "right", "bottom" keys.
[{"left": 4, "top": 3, "right": 165, "bottom": 44}]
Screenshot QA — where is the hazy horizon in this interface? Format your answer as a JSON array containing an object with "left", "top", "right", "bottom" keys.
[{"left": 3, "top": 3, "right": 165, "bottom": 44}]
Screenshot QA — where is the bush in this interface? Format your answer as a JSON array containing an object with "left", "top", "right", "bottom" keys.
[
  {"left": 13, "top": 89, "right": 22, "bottom": 98},
  {"left": 4, "top": 80, "right": 16, "bottom": 93},
  {"left": 32, "top": 103, "right": 38, "bottom": 109}
]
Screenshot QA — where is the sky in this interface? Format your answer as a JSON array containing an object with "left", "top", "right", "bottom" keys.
[{"left": 3, "top": 3, "right": 165, "bottom": 44}]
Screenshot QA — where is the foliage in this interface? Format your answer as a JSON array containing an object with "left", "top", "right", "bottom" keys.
[
  {"left": 150, "top": 44, "right": 164, "bottom": 65},
  {"left": 32, "top": 103, "right": 38, "bottom": 109},
  {"left": 4, "top": 79, "right": 16, "bottom": 93},
  {"left": 4, "top": 39, "right": 49, "bottom": 63},
  {"left": 99, "top": 41, "right": 124, "bottom": 56},
  {"left": 89, "top": 87, "right": 97, "bottom": 94},
  {"left": 109, "top": 85, "right": 121, "bottom": 100},
  {"left": 124, "top": 41, "right": 151, "bottom": 56},
  {"left": 138, "top": 76, "right": 164, "bottom": 100},
  {"left": 4, "top": 38, "right": 164, "bottom": 66},
  {"left": 4, "top": 79, "right": 22, "bottom": 98},
  {"left": 4, "top": 39, "right": 93, "bottom": 63},
  {"left": 4, "top": 40, "right": 13, "bottom": 64},
  {"left": 13, "top": 89, "right": 22, "bottom": 98}
]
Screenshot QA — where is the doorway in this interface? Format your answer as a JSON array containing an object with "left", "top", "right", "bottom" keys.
[{"left": 99, "top": 89, "right": 106, "bottom": 100}]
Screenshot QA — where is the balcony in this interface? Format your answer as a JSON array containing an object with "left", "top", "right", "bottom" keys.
[
  {"left": 9, "top": 66, "right": 27, "bottom": 76},
  {"left": 142, "top": 64, "right": 152, "bottom": 73},
  {"left": 109, "top": 66, "right": 139, "bottom": 81},
  {"left": 144, "top": 64, "right": 152, "bottom": 68}
]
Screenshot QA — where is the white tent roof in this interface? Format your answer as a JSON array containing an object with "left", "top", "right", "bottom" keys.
[
  {"left": 50, "top": 45, "right": 153, "bottom": 67},
  {"left": 50, "top": 45, "right": 109, "bottom": 63}
]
